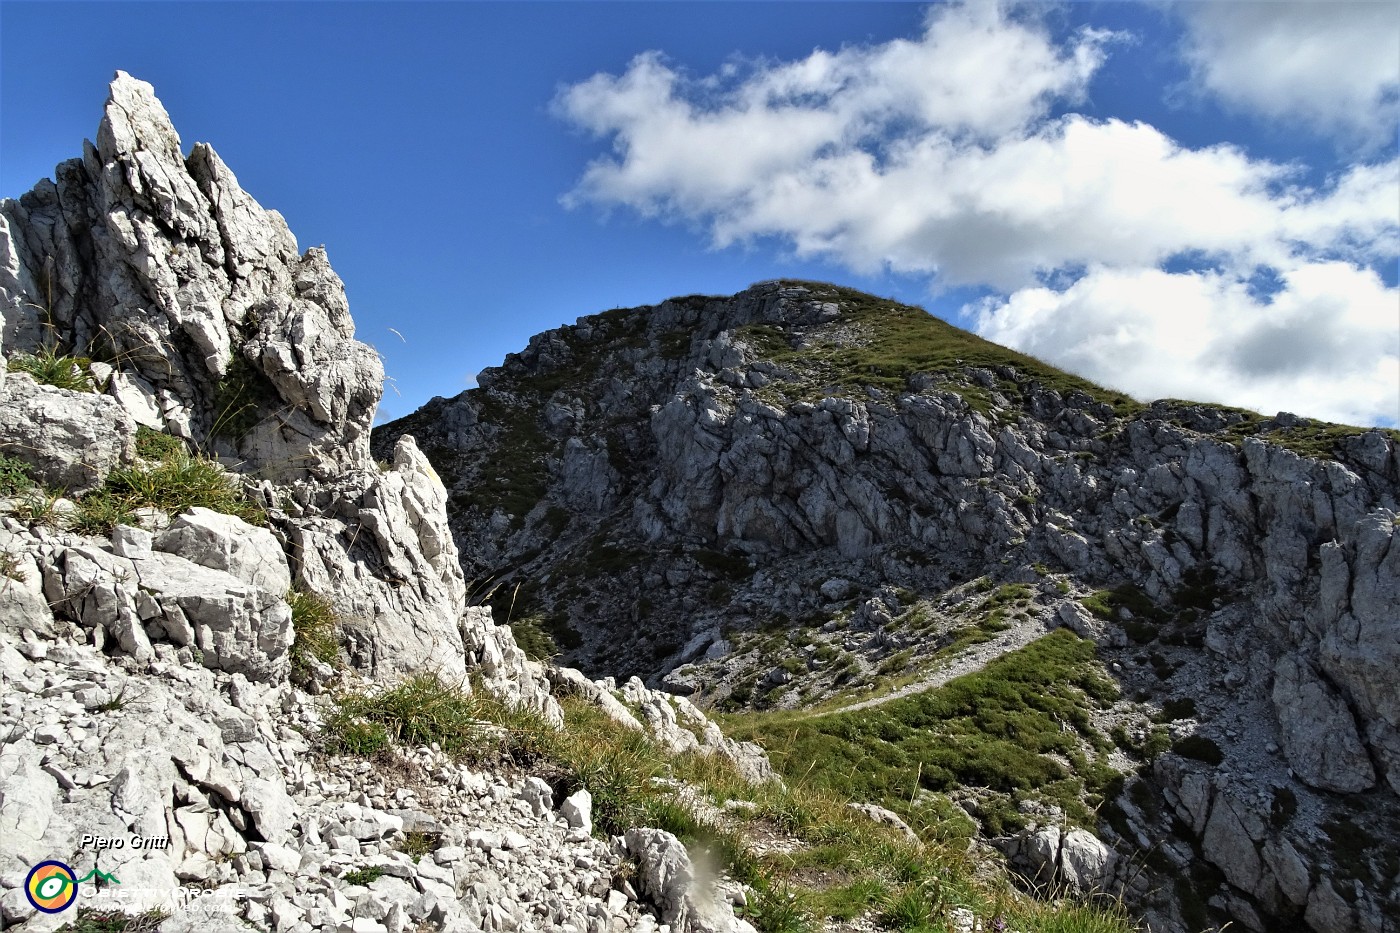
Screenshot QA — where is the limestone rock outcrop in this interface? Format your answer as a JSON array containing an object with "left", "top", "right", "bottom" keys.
[
  {"left": 1271, "top": 655, "right": 1375, "bottom": 793},
  {"left": 0, "top": 372, "right": 135, "bottom": 494},
  {"left": 0, "top": 71, "right": 381, "bottom": 482},
  {"left": 550, "top": 668, "right": 780, "bottom": 786}
]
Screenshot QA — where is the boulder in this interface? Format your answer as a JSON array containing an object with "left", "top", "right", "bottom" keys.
[
  {"left": 562, "top": 789, "right": 593, "bottom": 833},
  {"left": 624, "top": 827, "right": 757, "bottom": 933},
  {"left": 1058, "top": 828, "right": 1115, "bottom": 894},
  {"left": 0, "top": 372, "right": 134, "bottom": 493},
  {"left": 155, "top": 507, "right": 292, "bottom": 596}
]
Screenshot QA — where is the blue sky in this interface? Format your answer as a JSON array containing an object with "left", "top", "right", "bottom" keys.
[{"left": 2, "top": 2, "right": 1397, "bottom": 427}]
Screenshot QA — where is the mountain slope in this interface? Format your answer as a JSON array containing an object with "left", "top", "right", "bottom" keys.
[{"left": 375, "top": 280, "right": 1400, "bottom": 933}]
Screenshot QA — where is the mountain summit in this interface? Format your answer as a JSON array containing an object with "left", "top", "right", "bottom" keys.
[{"left": 376, "top": 280, "right": 1400, "bottom": 932}]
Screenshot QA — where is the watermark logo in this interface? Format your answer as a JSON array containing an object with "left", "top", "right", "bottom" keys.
[
  {"left": 24, "top": 861, "right": 121, "bottom": 914},
  {"left": 24, "top": 861, "right": 78, "bottom": 913}
]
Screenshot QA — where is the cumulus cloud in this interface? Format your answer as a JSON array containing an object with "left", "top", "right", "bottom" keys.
[
  {"left": 555, "top": 0, "right": 1400, "bottom": 425},
  {"left": 1176, "top": 1, "right": 1400, "bottom": 149},
  {"left": 973, "top": 261, "right": 1400, "bottom": 426}
]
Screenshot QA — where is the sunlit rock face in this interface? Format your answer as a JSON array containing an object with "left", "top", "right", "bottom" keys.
[{"left": 0, "top": 71, "right": 382, "bottom": 482}]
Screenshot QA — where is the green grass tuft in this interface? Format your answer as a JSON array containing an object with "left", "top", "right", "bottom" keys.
[
  {"left": 8, "top": 346, "right": 94, "bottom": 392},
  {"left": 73, "top": 449, "right": 264, "bottom": 534},
  {"left": 287, "top": 589, "right": 342, "bottom": 681},
  {"left": 341, "top": 866, "right": 384, "bottom": 886},
  {"left": 134, "top": 425, "right": 184, "bottom": 460},
  {"left": 325, "top": 674, "right": 493, "bottom": 758}
]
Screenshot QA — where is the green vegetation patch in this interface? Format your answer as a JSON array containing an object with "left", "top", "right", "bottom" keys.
[
  {"left": 693, "top": 547, "right": 755, "bottom": 580},
  {"left": 8, "top": 346, "right": 94, "bottom": 392},
  {"left": 325, "top": 674, "right": 491, "bottom": 758},
  {"left": 0, "top": 454, "right": 36, "bottom": 497},
  {"left": 508, "top": 612, "right": 566, "bottom": 661},
  {"left": 1156, "top": 399, "right": 1400, "bottom": 463},
  {"left": 341, "top": 866, "right": 384, "bottom": 886},
  {"left": 728, "top": 630, "right": 1120, "bottom": 835},
  {"left": 211, "top": 352, "right": 282, "bottom": 441},
  {"left": 71, "top": 449, "right": 263, "bottom": 535},
  {"left": 134, "top": 425, "right": 184, "bottom": 460},
  {"left": 324, "top": 673, "right": 1134, "bottom": 933},
  {"left": 1080, "top": 584, "right": 1167, "bottom": 624},
  {"left": 1171, "top": 735, "right": 1223, "bottom": 765},
  {"left": 744, "top": 282, "right": 1141, "bottom": 417},
  {"left": 287, "top": 589, "right": 342, "bottom": 681}
]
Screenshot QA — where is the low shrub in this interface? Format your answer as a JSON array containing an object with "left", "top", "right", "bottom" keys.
[
  {"left": 508, "top": 613, "right": 560, "bottom": 661},
  {"left": 341, "top": 866, "right": 384, "bottom": 886},
  {"left": 1155, "top": 698, "right": 1196, "bottom": 722},
  {"left": 55, "top": 908, "right": 168, "bottom": 932},
  {"left": 0, "top": 454, "right": 35, "bottom": 496}
]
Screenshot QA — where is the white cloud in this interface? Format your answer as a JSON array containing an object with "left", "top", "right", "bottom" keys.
[
  {"left": 973, "top": 261, "right": 1400, "bottom": 426},
  {"left": 555, "top": 1, "right": 1114, "bottom": 222},
  {"left": 1176, "top": 1, "right": 1400, "bottom": 149},
  {"left": 555, "top": 0, "right": 1400, "bottom": 425}
]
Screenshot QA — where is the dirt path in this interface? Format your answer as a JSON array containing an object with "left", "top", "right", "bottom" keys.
[{"left": 802, "top": 617, "right": 1060, "bottom": 719}]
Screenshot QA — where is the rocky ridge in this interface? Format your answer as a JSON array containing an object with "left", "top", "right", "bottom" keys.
[
  {"left": 375, "top": 282, "right": 1400, "bottom": 931},
  {"left": 0, "top": 72, "right": 775, "bottom": 933}
]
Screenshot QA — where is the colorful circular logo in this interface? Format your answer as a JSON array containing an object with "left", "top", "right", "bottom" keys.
[{"left": 25, "top": 860, "right": 78, "bottom": 913}]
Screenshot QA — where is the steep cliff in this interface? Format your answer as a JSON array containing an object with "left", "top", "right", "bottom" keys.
[{"left": 376, "top": 281, "right": 1400, "bottom": 932}]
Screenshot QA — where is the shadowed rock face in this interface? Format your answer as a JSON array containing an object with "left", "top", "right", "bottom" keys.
[
  {"left": 376, "top": 281, "right": 1400, "bottom": 933},
  {"left": 0, "top": 70, "right": 381, "bottom": 482}
]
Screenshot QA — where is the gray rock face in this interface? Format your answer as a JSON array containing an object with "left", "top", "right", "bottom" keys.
[
  {"left": 43, "top": 542, "right": 293, "bottom": 681},
  {"left": 0, "top": 71, "right": 381, "bottom": 481},
  {"left": 155, "top": 507, "right": 292, "bottom": 596},
  {"left": 624, "top": 827, "right": 758, "bottom": 933},
  {"left": 1313, "top": 511, "right": 1400, "bottom": 794},
  {"left": 1271, "top": 655, "right": 1375, "bottom": 792},
  {"left": 0, "top": 372, "right": 135, "bottom": 493},
  {"left": 377, "top": 280, "right": 1400, "bottom": 933}
]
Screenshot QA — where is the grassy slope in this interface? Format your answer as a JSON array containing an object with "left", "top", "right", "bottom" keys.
[
  {"left": 323, "top": 671, "right": 1137, "bottom": 933},
  {"left": 725, "top": 630, "right": 1122, "bottom": 840}
]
